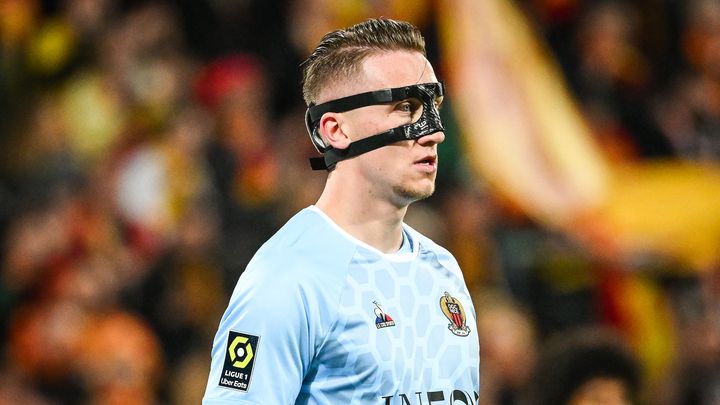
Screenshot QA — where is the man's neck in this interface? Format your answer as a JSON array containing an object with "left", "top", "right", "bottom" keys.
[{"left": 315, "top": 176, "right": 408, "bottom": 254}]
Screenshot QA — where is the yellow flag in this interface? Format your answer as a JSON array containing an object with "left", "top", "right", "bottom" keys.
[
  {"left": 440, "top": 0, "right": 720, "bottom": 271},
  {"left": 439, "top": 0, "right": 609, "bottom": 228}
]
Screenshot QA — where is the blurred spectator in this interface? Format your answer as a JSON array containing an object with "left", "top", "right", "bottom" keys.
[
  {"left": 524, "top": 327, "right": 641, "bottom": 405},
  {"left": 654, "top": 0, "right": 720, "bottom": 162},
  {"left": 77, "top": 311, "right": 164, "bottom": 405},
  {"left": 476, "top": 290, "right": 538, "bottom": 405},
  {"left": 658, "top": 273, "right": 720, "bottom": 404},
  {"left": 441, "top": 181, "right": 503, "bottom": 295},
  {"left": 570, "top": 0, "right": 673, "bottom": 161},
  {"left": 194, "top": 53, "right": 283, "bottom": 291}
]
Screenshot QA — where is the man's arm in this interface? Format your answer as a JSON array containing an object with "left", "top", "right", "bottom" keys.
[{"left": 202, "top": 263, "right": 316, "bottom": 404}]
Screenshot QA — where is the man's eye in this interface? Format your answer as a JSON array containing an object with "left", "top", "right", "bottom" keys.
[
  {"left": 396, "top": 100, "right": 420, "bottom": 113},
  {"left": 396, "top": 102, "right": 413, "bottom": 112}
]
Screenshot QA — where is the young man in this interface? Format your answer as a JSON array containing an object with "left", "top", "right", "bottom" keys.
[{"left": 203, "top": 18, "right": 480, "bottom": 404}]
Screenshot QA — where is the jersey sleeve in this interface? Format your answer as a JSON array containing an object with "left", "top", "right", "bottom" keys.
[{"left": 203, "top": 257, "right": 325, "bottom": 404}]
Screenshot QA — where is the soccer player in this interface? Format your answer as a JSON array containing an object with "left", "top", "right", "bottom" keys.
[{"left": 203, "top": 17, "right": 480, "bottom": 404}]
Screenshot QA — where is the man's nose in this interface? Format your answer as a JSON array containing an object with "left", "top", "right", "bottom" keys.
[{"left": 417, "top": 130, "right": 445, "bottom": 146}]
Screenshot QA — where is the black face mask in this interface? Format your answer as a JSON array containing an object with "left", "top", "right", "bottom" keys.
[{"left": 305, "top": 82, "right": 445, "bottom": 171}]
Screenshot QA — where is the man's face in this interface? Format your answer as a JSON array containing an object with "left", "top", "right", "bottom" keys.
[{"left": 333, "top": 50, "right": 445, "bottom": 206}]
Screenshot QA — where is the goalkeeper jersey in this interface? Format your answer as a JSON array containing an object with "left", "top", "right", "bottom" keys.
[{"left": 203, "top": 206, "right": 480, "bottom": 404}]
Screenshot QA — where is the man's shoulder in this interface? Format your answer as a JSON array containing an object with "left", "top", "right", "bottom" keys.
[
  {"left": 267, "top": 206, "right": 349, "bottom": 247},
  {"left": 244, "top": 207, "right": 358, "bottom": 281}
]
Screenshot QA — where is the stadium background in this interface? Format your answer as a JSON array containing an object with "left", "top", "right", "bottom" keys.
[{"left": 1, "top": 0, "right": 719, "bottom": 403}]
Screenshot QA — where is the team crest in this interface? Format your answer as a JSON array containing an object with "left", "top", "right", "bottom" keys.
[
  {"left": 440, "top": 292, "right": 470, "bottom": 336},
  {"left": 373, "top": 301, "right": 395, "bottom": 329}
]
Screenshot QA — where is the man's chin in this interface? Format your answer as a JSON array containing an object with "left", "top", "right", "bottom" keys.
[{"left": 393, "top": 184, "right": 435, "bottom": 205}]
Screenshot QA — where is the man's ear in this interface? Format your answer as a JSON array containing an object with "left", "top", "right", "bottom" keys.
[{"left": 319, "top": 113, "right": 352, "bottom": 150}]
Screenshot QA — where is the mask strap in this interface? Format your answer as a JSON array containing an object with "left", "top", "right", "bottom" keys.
[
  {"left": 308, "top": 87, "right": 407, "bottom": 122},
  {"left": 309, "top": 127, "right": 408, "bottom": 171}
]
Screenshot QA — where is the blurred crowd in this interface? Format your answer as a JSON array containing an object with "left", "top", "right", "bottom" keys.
[{"left": 1, "top": 0, "right": 719, "bottom": 404}]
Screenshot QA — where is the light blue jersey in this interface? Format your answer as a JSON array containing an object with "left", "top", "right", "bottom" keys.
[{"left": 203, "top": 206, "right": 480, "bottom": 404}]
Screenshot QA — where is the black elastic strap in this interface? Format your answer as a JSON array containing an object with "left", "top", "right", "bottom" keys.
[
  {"left": 308, "top": 87, "right": 412, "bottom": 121},
  {"left": 309, "top": 127, "right": 409, "bottom": 171}
]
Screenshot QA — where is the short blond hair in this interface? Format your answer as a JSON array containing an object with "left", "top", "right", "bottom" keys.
[{"left": 301, "top": 18, "right": 426, "bottom": 106}]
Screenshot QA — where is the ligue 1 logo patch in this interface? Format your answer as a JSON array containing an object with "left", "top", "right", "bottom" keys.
[
  {"left": 373, "top": 301, "right": 395, "bottom": 329},
  {"left": 440, "top": 292, "right": 470, "bottom": 337},
  {"left": 219, "top": 331, "right": 259, "bottom": 392}
]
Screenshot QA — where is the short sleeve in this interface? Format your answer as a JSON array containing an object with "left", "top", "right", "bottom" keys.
[{"left": 203, "top": 261, "right": 318, "bottom": 404}]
